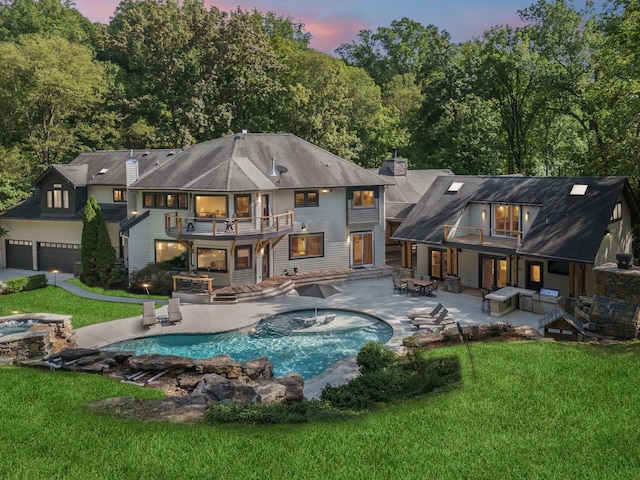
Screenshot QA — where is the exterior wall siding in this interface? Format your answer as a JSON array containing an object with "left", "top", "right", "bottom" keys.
[
  {"left": 273, "top": 189, "right": 350, "bottom": 274},
  {"left": 594, "top": 194, "right": 633, "bottom": 266}
]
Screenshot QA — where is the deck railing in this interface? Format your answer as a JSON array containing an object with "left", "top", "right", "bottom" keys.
[
  {"left": 444, "top": 224, "right": 522, "bottom": 247},
  {"left": 165, "top": 211, "right": 294, "bottom": 237}
]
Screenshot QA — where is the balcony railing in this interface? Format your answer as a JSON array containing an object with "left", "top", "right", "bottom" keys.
[
  {"left": 444, "top": 225, "right": 522, "bottom": 249},
  {"left": 165, "top": 211, "right": 294, "bottom": 238}
]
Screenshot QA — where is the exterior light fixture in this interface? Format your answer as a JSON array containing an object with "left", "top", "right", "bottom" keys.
[
  {"left": 482, "top": 209, "right": 486, "bottom": 220},
  {"left": 301, "top": 223, "right": 308, "bottom": 233}
]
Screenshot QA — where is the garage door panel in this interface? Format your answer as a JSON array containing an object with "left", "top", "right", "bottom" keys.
[
  {"left": 37, "top": 242, "right": 81, "bottom": 273},
  {"left": 6, "top": 240, "right": 33, "bottom": 270}
]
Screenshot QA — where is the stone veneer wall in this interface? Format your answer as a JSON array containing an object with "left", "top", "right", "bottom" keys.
[
  {"left": 588, "top": 263, "right": 640, "bottom": 338},
  {"left": 0, "top": 314, "right": 76, "bottom": 364}
]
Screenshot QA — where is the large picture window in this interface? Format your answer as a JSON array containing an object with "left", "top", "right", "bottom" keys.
[
  {"left": 195, "top": 195, "right": 227, "bottom": 218},
  {"left": 197, "top": 248, "right": 227, "bottom": 272},
  {"left": 493, "top": 205, "right": 520, "bottom": 237},
  {"left": 290, "top": 233, "right": 324, "bottom": 259},
  {"left": 353, "top": 190, "right": 375, "bottom": 207},
  {"left": 155, "top": 240, "right": 187, "bottom": 265},
  {"left": 294, "top": 190, "right": 319, "bottom": 207},
  {"left": 235, "top": 245, "right": 252, "bottom": 270}
]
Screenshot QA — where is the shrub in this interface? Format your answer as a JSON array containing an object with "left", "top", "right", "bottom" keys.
[
  {"left": 25, "top": 274, "right": 47, "bottom": 291},
  {"left": 3, "top": 275, "right": 48, "bottom": 294},
  {"left": 130, "top": 263, "right": 176, "bottom": 296},
  {"left": 356, "top": 341, "right": 397, "bottom": 374},
  {"left": 5, "top": 277, "right": 29, "bottom": 294}
]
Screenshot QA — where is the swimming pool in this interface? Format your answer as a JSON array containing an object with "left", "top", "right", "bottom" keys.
[{"left": 102, "top": 309, "right": 393, "bottom": 380}]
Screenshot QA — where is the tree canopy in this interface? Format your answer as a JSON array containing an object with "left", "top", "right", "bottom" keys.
[{"left": 0, "top": 0, "right": 639, "bottom": 211}]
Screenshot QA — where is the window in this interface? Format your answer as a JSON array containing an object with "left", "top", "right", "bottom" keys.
[
  {"left": 197, "top": 248, "right": 227, "bottom": 272},
  {"left": 235, "top": 194, "right": 251, "bottom": 218},
  {"left": 611, "top": 201, "right": 622, "bottom": 222},
  {"left": 294, "top": 190, "right": 319, "bottom": 207},
  {"left": 235, "top": 246, "right": 252, "bottom": 270},
  {"left": 353, "top": 190, "right": 375, "bottom": 207},
  {"left": 290, "top": 233, "right": 324, "bottom": 258},
  {"left": 526, "top": 261, "right": 544, "bottom": 291},
  {"left": 143, "top": 192, "right": 187, "bottom": 209},
  {"left": 113, "top": 189, "right": 127, "bottom": 202},
  {"left": 195, "top": 195, "right": 227, "bottom": 217},
  {"left": 155, "top": 240, "right": 187, "bottom": 265},
  {"left": 46, "top": 186, "right": 69, "bottom": 209},
  {"left": 493, "top": 205, "right": 519, "bottom": 237}
]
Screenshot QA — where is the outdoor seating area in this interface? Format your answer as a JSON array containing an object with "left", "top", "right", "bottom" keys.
[{"left": 393, "top": 274, "right": 438, "bottom": 297}]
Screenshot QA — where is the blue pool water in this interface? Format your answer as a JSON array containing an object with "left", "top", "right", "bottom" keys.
[
  {"left": 102, "top": 309, "right": 393, "bottom": 380},
  {"left": 0, "top": 319, "right": 37, "bottom": 336}
]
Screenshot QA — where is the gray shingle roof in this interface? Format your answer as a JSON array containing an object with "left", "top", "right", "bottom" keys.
[
  {"left": 0, "top": 192, "right": 126, "bottom": 223},
  {"left": 70, "top": 149, "right": 181, "bottom": 186},
  {"left": 392, "top": 175, "right": 638, "bottom": 263},
  {"left": 131, "top": 133, "right": 392, "bottom": 191}
]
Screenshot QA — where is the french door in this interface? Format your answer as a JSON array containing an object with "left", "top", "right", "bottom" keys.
[
  {"left": 351, "top": 232, "right": 373, "bottom": 267},
  {"left": 481, "top": 256, "right": 507, "bottom": 290}
]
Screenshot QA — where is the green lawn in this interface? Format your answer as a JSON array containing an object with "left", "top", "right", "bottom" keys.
[
  {"left": 2, "top": 340, "right": 640, "bottom": 479},
  {"left": 0, "top": 286, "right": 145, "bottom": 328}
]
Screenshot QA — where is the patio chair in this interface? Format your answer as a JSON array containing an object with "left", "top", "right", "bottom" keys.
[
  {"left": 406, "top": 279, "right": 418, "bottom": 296},
  {"left": 426, "top": 279, "right": 439, "bottom": 297},
  {"left": 393, "top": 276, "right": 407, "bottom": 294},
  {"left": 168, "top": 298, "right": 182, "bottom": 324},
  {"left": 142, "top": 301, "right": 156, "bottom": 328},
  {"left": 406, "top": 302, "right": 443, "bottom": 320}
]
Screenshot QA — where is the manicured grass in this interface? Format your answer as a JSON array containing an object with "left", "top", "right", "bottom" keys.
[
  {"left": 2, "top": 341, "right": 640, "bottom": 479},
  {"left": 66, "top": 278, "right": 168, "bottom": 300},
  {"left": 0, "top": 286, "right": 144, "bottom": 328}
]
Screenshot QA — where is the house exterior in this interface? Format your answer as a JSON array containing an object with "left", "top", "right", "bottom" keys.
[
  {"left": 0, "top": 149, "right": 180, "bottom": 273},
  {"left": 391, "top": 175, "right": 639, "bottom": 299},
  {"left": 1, "top": 133, "right": 391, "bottom": 287}
]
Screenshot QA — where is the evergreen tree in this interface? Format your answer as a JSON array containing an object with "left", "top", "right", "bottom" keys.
[
  {"left": 80, "top": 196, "right": 99, "bottom": 285},
  {"left": 95, "top": 212, "right": 122, "bottom": 288}
]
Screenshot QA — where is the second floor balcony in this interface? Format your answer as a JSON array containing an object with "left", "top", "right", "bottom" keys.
[
  {"left": 165, "top": 211, "right": 295, "bottom": 240},
  {"left": 444, "top": 224, "right": 522, "bottom": 250}
]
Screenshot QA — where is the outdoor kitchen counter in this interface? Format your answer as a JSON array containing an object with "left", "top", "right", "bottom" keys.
[{"left": 485, "top": 286, "right": 537, "bottom": 317}]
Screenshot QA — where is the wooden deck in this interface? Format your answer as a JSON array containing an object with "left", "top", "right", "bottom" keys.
[{"left": 174, "top": 265, "right": 394, "bottom": 304}]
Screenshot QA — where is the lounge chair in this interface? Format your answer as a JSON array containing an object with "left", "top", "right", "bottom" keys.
[
  {"left": 168, "top": 298, "right": 182, "bottom": 324},
  {"left": 411, "top": 308, "right": 454, "bottom": 329},
  {"left": 142, "top": 301, "right": 156, "bottom": 328},
  {"left": 406, "top": 302, "right": 443, "bottom": 320}
]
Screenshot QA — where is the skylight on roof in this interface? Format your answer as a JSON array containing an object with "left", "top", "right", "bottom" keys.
[
  {"left": 570, "top": 184, "right": 588, "bottom": 196},
  {"left": 447, "top": 181, "right": 464, "bottom": 193},
  {"left": 98, "top": 168, "right": 108, "bottom": 175}
]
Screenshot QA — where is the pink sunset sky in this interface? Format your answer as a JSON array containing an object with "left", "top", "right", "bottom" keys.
[{"left": 72, "top": 0, "right": 603, "bottom": 53}]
